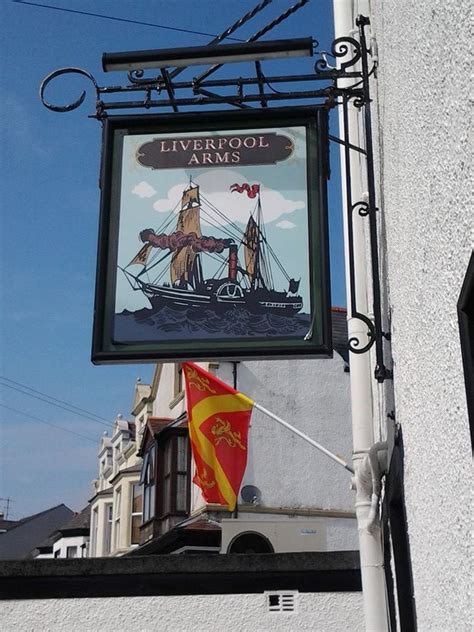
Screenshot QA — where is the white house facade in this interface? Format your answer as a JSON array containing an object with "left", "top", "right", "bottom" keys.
[
  {"left": 88, "top": 417, "right": 142, "bottom": 557},
  {"left": 131, "top": 308, "right": 358, "bottom": 556}
]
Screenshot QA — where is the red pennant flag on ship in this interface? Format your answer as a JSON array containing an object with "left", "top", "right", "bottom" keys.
[
  {"left": 230, "top": 183, "right": 260, "bottom": 198},
  {"left": 183, "top": 362, "right": 254, "bottom": 511}
]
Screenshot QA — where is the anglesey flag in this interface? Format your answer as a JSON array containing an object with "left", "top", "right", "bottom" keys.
[{"left": 183, "top": 362, "right": 254, "bottom": 511}]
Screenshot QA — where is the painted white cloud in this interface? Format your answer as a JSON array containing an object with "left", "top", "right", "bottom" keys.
[
  {"left": 153, "top": 169, "right": 305, "bottom": 225},
  {"left": 132, "top": 181, "right": 156, "bottom": 198},
  {"left": 276, "top": 220, "right": 297, "bottom": 229}
]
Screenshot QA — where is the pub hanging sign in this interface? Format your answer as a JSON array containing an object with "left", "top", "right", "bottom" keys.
[{"left": 92, "top": 108, "right": 332, "bottom": 363}]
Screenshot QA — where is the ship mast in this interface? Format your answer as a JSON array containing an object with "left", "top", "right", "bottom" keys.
[
  {"left": 253, "top": 196, "right": 262, "bottom": 290},
  {"left": 243, "top": 190, "right": 270, "bottom": 291},
  {"left": 170, "top": 183, "right": 203, "bottom": 288}
]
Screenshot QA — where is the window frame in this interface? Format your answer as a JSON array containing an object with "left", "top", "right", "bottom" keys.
[
  {"left": 103, "top": 503, "right": 113, "bottom": 555},
  {"left": 130, "top": 482, "right": 143, "bottom": 546},
  {"left": 142, "top": 444, "right": 157, "bottom": 525},
  {"left": 457, "top": 251, "right": 474, "bottom": 451},
  {"left": 156, "top": 428, "right": 191, "bottom": 520},
  {"left": 114, "top": 487, "right": 121, "bottom": 551},
  {"left": 90, "top": 507, "right": 99, "bottom": 557},
  {"left": 173, "top": 363, "right": 183, "bottom": 399}
]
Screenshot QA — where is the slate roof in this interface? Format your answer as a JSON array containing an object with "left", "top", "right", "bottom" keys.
[
  {"left": 88, "top": 487, "right": 113, "bottom": 504},
  {"left": 0, "top": 519, "right": 19, "bottom": 532},
  {"left": 34, "top": 533, "right": 56, "bottom": 554},
  {"left": 32, "top": 507, "right": 91, "bottom": 554},
  {"left": 127, "top": 518, "right": 221, "bottom": 556},
  {"left": 109, "top": 463, "right": 142, "bottom": 484},
  {"left": 58, "top": 505, "right": 91, "bottom": 535},
  {"left": 0, "top": 504, "right": 74, "bottom": 560},
  {"left": 137, "top": 417, "right": 174, "bottom": 456},
  {"left": 148, "top": 417, "right": 175, "bottom": 435}
]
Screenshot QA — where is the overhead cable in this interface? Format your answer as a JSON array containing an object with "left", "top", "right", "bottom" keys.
[
  {"left": 0, "top": 377, "right": 111, "bottom": 428},
  {"left": 0, "top": 403, "right": 98, "bottom": 444},
  {"left": 12, "top": 1, "right": 244, "bottom": 40}
]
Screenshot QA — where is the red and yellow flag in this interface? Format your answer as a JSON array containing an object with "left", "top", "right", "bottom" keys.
[{"left": 183, "top": 362, "right": 254, "bottom": 511}]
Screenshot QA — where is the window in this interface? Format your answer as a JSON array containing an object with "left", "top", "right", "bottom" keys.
[
  {"left": 131, "top": 483, "right": 143, "bottom": 545},
  {"left": 114, "top": 445, "right": 120, "bottom": 473},
  {"left": 103, "top": 504, "right": 113, "bottom": 555},
  {"left": 157, "top": 431, "right": 190, "bottom": 518},
  {"left": 162, "top": 440, "right": 173, "bottom": 515},
  {"left": 458, "top": 251, "right": 474, "bottom": 451},
  {"left": 176, "top": 435, "right": 189, "bottom": 513},
  {"left": 90, "top": 507, "right": 98, "bottom": 557},
  {"left": 141, "top": 445, "right": 156, "bottom": 523},
  {"left": 173, "top": 363, "right": 183, "bottom": 398},
  {"left": 66, "top": 546, "right": 77, "bottom": 558},
  {"left": 138, "top": 429, "right": 190, "bottom": 528},
  {"left": 114, "top": 488, "right": 121, "bottom": 550},
  {"left": 54, "top": 549, "right": 60, "bottom": 558},
  {"left": 383, "top": 428, "right": 417, "bottom": 630},
  {"left": 100, "top": 450, "right": 112, "bottom": 476},
  {"left": 138, "top": 415, "right": 145, "bottom": 441}
]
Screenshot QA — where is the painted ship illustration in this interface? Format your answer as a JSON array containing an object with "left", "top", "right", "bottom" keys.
[{"left": 121, "top": 182, "right": 303, "bottom": 316}]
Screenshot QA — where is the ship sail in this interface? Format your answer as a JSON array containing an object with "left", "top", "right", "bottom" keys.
[
  {"left": 243, "top": 215, "right": 258, "bottom": 281},
  {"left": 128, "top": 243, "right": 153, "bottom": 267},
  {"left": 170, "top": 185, "right": 202, "bottom": 285}
]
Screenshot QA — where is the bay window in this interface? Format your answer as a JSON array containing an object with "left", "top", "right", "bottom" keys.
[{"left": 131, "top": 483, "right": 143, "bottom": 545}]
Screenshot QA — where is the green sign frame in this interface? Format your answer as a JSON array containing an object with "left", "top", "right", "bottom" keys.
[{"left": 92, "top": 107, "right": 332, "bottom": 364}]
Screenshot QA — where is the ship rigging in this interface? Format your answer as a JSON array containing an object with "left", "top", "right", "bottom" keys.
[{"left": 121, "top": 181, "right": 302, "bottom": 316}]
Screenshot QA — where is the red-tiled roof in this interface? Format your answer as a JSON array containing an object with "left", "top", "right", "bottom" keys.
[
  {"left": 180, "top": 519, "right": 221, "bottom": 532},
  {"left": 148, "top": 417, "right": 174, "bottom": 435}
]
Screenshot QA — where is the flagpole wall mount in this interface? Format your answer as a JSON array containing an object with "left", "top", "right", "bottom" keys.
[{"left": 40, "top": 5, "right": 391, "bottom": 382}]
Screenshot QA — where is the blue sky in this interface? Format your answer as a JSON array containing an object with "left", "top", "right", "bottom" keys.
[{"left": 0, "top": 0, "right": 343, "bottom": 519}]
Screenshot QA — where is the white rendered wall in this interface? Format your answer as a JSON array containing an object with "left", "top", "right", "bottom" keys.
[
  {"left": 370, "top": 1, "right": 472, "bottom": 629},
  {"left": 152, "top": 358, "right": 356, "bottom": 550},
  {"left": 52, "top": 535, "right": 88, "bottom": 559},
  {"left": 229, "top": 357, "right": 353, "bottom": 512},
  {"left": 111, "top": 474, "right": 140, "bottom": 555},
  {"left": 152, "top": 363, "right": 186, "bottom": 419},
  {"left": 153, "top": 360, "right": 354, "bottom": 517},
  {"left": 89, "top": 496, "right": 112, "bottom": 557},
  {"left": 0, "top": 592, "right": 364, "bottom": 631}
]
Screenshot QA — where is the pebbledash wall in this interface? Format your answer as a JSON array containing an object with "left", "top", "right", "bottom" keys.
[
  {"left": 370, "top": 0, "right": 472, "bottom": 630},
  {"left": 1, "top": 593, "right": 364, "bottom": 632}
]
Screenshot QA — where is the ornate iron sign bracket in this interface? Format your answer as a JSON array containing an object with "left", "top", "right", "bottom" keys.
[{"left": 40, "top": 8, "right": 391, "bottom": 382}]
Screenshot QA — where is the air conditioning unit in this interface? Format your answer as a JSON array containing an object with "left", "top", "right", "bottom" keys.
[{"left": 220, "top": 519, "right": 327, "bottom": 554}]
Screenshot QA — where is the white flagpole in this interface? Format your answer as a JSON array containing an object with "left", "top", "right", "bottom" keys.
[{"left": 252, "top": 401, "right": 354, "bottom": 474}]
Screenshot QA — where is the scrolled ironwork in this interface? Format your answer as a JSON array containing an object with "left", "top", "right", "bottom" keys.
[
  {"left": 351, "top": 95, "right": 365, "bottom": 109},
  {"left": 127, "top": 70, "right": 163, "bottom": 90},
  {"left": 127, "top": 69, "right": 144, "bottom": 83},
  {"left": 315, "top": 36, "right": 361, "bottom": 74},
  {"left": 348, "top": 313, "right": 376, "bottom": 354},
  {"left": 332, "top": 36, "right": 362, "bottom": 70},
  {"left": 352, "top": 201, "right": 369, "bottom": 217},
  {"left": 40, "top": 67, "right": 99, "bottom": 113}
]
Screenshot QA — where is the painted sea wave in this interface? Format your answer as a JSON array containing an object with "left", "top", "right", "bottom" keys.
[{"left": 114, "top": 306, "right": 312, "bottom": 343}]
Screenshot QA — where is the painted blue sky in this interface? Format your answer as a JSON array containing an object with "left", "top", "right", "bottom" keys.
[{"left": 0, "top": 0, "right": 344, "bottom": 519}]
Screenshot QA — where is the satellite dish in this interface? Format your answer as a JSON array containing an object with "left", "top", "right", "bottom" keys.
[{"left": 240, "top": 485, "right": 262, "bottom": 505}]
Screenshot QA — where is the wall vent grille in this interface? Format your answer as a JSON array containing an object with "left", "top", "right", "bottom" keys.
[{"left": 265, "top": 590, "right": 298, "bottom": 613}]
